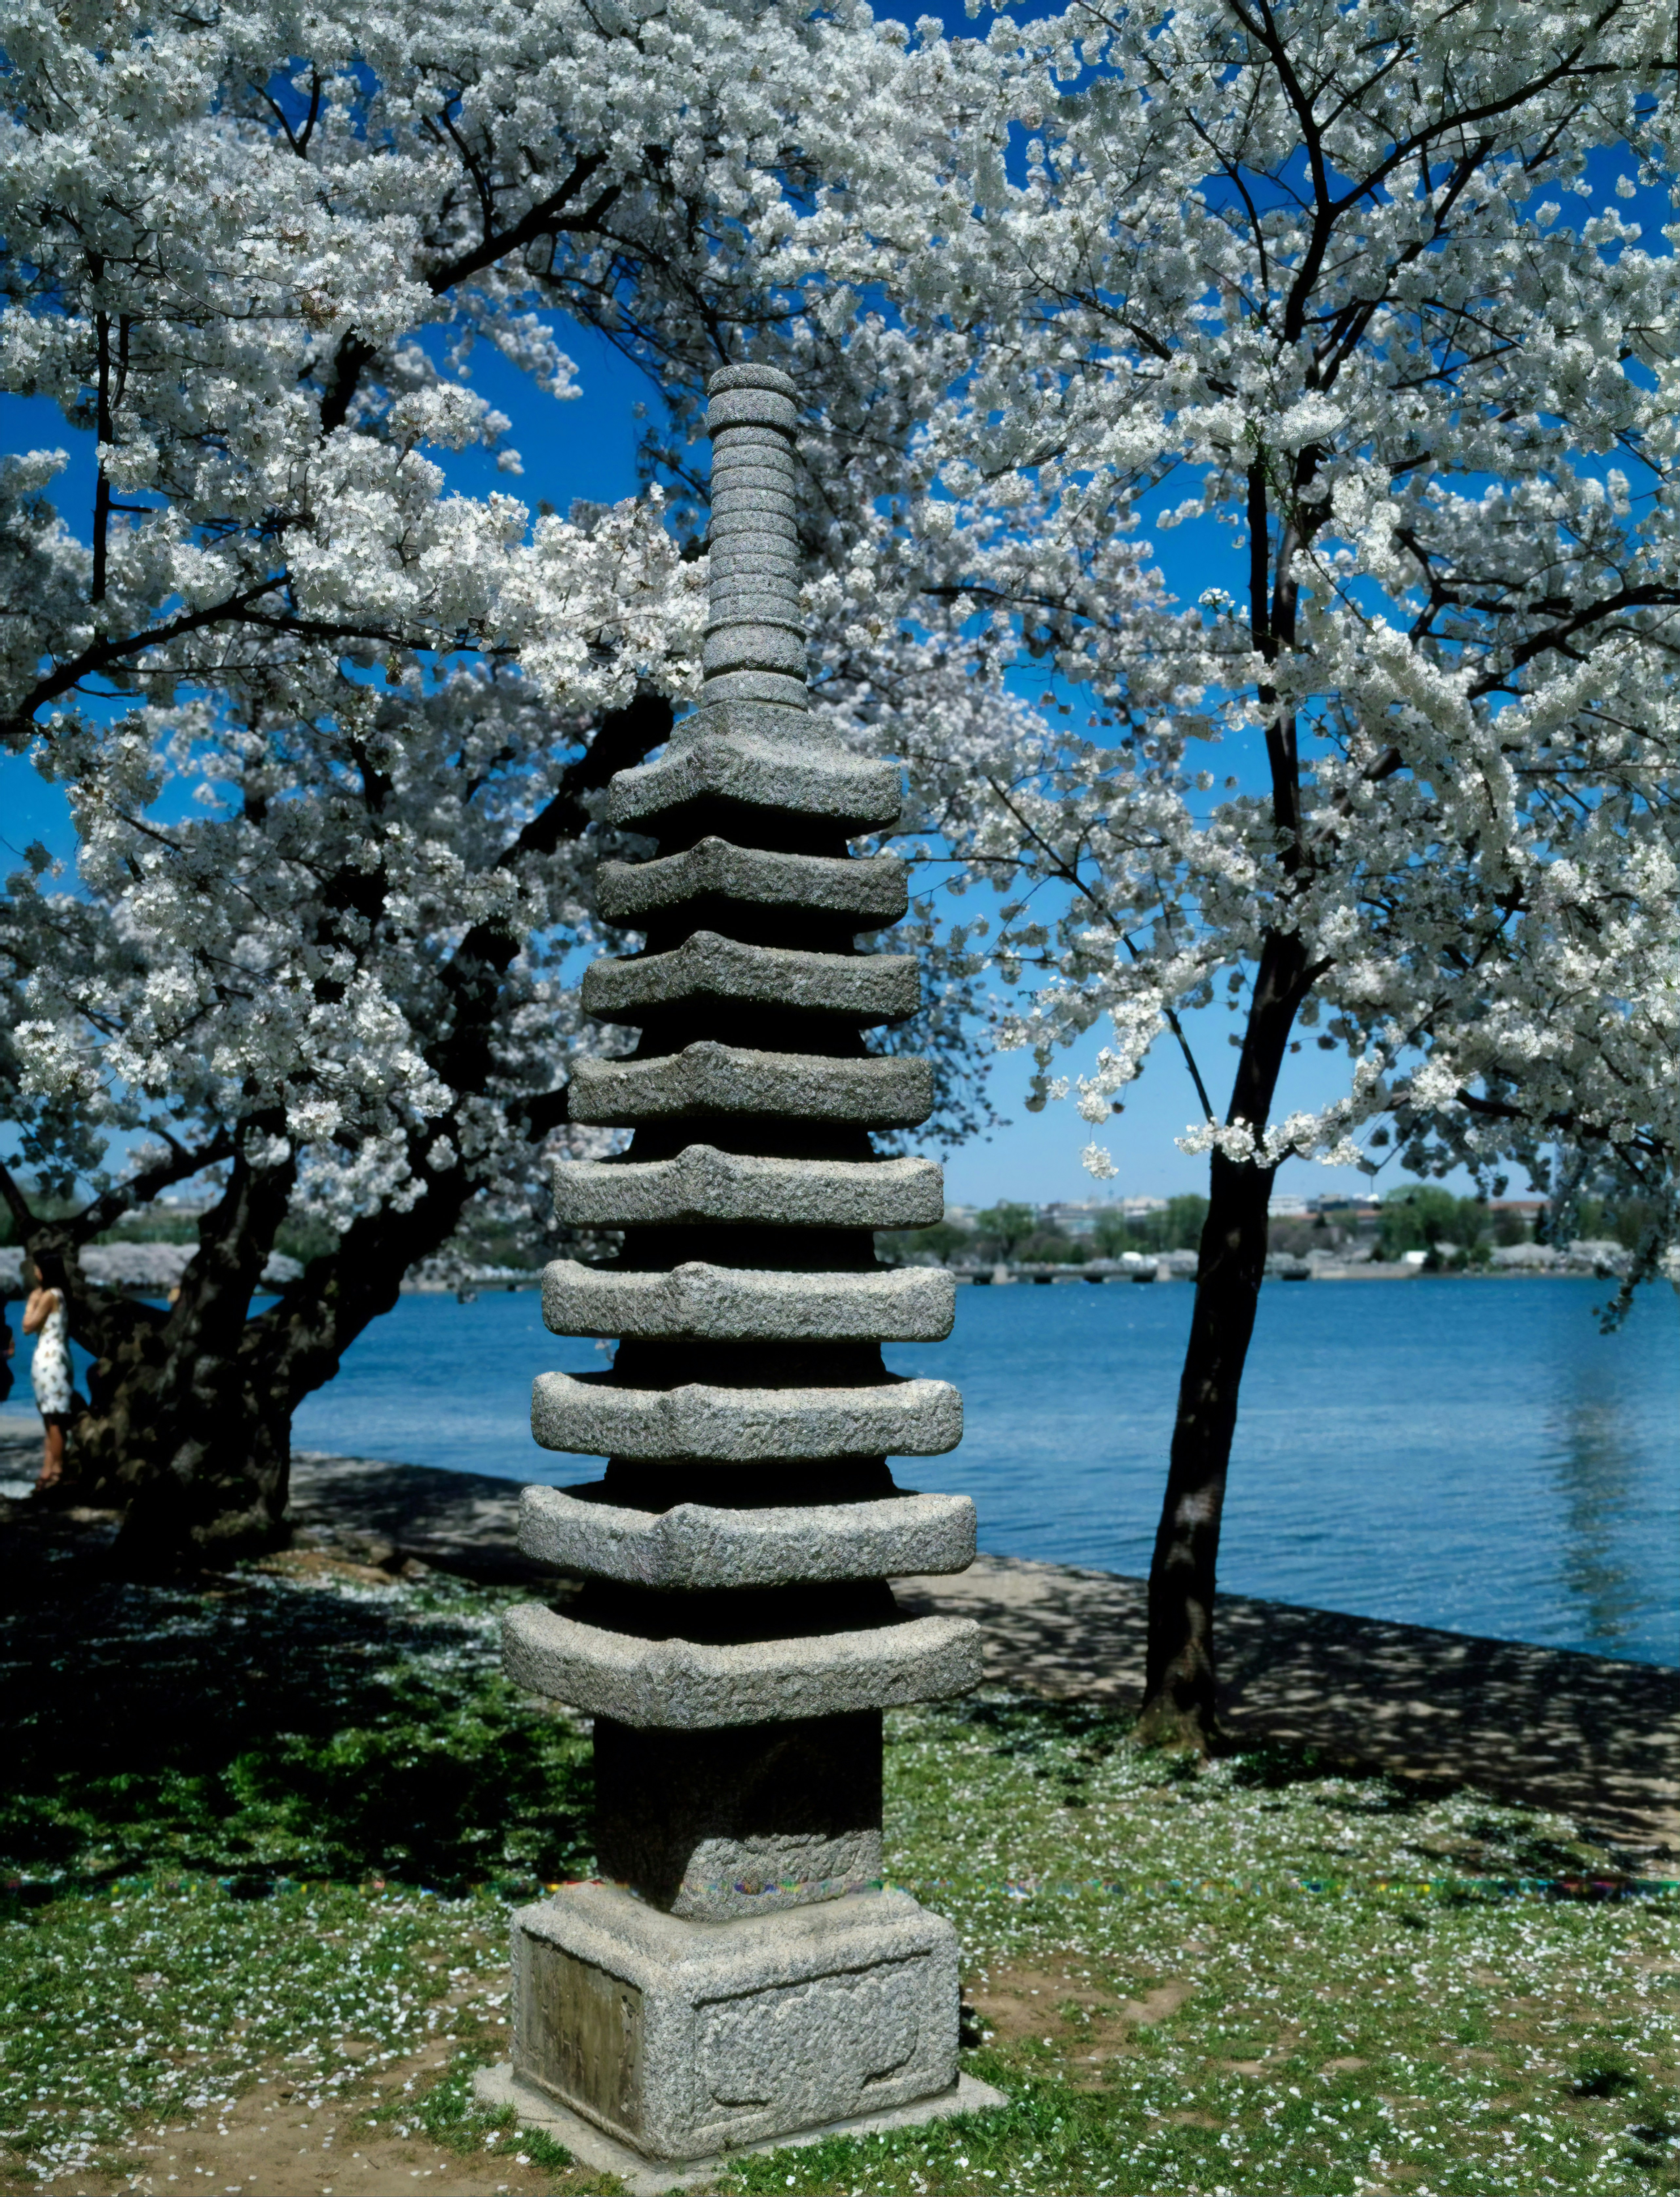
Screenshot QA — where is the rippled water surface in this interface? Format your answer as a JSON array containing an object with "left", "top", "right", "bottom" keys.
[
  {"left": 8, "top": 1275, "right": 1675, "bottom": 1661},
  {"left": 306, "top": 1275, "right": 1677, "bottom": 1663},
  {"left": 893, "top": 1276, "right": 1680, "bottom": 1667}
]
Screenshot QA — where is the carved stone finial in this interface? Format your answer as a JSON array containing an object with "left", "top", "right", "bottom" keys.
[
  {"left": 701, "top": 362, "right": 807, "bottom": 711},
  {"left": 481, "top": 366, "right": 999, "bottom": 2173}
]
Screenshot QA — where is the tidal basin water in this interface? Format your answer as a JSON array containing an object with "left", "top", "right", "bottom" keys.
[
  {"left": 286, "top": 1274, "right": 1680, "bottom": 1666},
  {"left": 6, "top": 1276, "right": 1675, "bottom": 1663}
]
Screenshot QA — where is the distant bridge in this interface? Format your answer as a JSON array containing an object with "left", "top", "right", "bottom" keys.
[{"left": 955, "top": 1258, "right": 1197, "bottom": 1285}]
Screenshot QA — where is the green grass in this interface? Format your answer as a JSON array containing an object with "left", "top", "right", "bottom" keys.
[
  {"left": 0, "top": 1872, "right": 513, "bottom": 2184},
  {"left": 2, "top": 1560, "right": 1676, "bottom": 2194},
  {"left": 778, "top": 1698, "right": 1680, "bottom": 2196},
  {"left": 2, "top": 1557, "right": 593, "bottom": 1888}
]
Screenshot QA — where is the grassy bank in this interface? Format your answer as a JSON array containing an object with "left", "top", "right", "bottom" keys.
[{"left": 2, "top": 1551, "right": 1676, "bottom": 2196}]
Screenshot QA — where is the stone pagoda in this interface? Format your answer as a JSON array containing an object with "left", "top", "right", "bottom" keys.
[{"left": 484, "top": 363, "right": 995, "bottom": 2173}]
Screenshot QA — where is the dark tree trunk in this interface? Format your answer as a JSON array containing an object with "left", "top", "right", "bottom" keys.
[
  {"left": 105, "top": 1132, "right": 298, "bottom": 1569},
  {"left": 37, "top": 690, "right": 676, "bottom": 1572},
  {"left": 1138, "top": 924, "right": 1310, "bottom": 1747},
  {"left": 73, "top": 1159, "right": 480, "bottom": 1574},
  {"left": 1137, "top": 1146, "right": 1275, "bottom": 1743}
]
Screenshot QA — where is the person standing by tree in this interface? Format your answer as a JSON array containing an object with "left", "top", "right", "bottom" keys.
[
  {"left": 22, "top": 1252, "right": 74, "bottom": 1495},
  {"left": 0, "top": 0, "right": 973, "bottom": 1568}
]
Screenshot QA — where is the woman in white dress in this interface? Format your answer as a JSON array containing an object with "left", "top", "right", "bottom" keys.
[{"left": 23, "top": 1251, "right": 74, "bottom": 1493}]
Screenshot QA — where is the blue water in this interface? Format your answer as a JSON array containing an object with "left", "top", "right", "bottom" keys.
[{"left": 6, "top": 1278, "right": 1676, "bottom": 1663}]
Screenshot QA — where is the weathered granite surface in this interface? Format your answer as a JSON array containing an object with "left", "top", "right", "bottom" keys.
[
  {"left": 498, "top": 361, "right": 983, "bottom": 2160},
  {"left": 597, "top": 840, "right": 908, "bottom": 925},
  {"left": 503, "top": 1599, "right": 982, "bottom": 1727},
  {"left": 606, "top": 705, "right": 901, "bottom": 827},
  {"left": 529, "top": 1368, "right": 963, "bottom": 1460},
  {"left": 582, "top": 931, "right": 920, "bottom": 1022},
  {"left": 541, "top": 1258, "right": 954, "bottom": 1342},
  {"left": 518, "top": 1482, "right": 976, "bottom": 1590},
  {"left": 568, "top": 1041, "right": 935, "bottom": 1127},
  {"left": 548, "top": 1146, "right": 944, "bottom": 1230},
  {"left": 508, "top": 1883, "right": 962, "bottom": 2159},
  {"left": 592, "top": 1712, "right": 885, "bottom": 1919}
]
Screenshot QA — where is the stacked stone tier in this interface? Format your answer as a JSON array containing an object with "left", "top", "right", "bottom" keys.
[
  {"left": 521, "top": 693, "right": 969, "bottom": 1658},
  {"left": 608, "top": 700, "right": 902, "bottom": 831},
  {"left": 542, "top": 1260, "right": 953, "bottom": 1340},
  {"left": 581, "top": 932, "right": 920, "bottom": 1024},
  {"left": 550, "top": 1147, "right": 943, "bottom": 1230},
  {"left": 597, "top": 840, "right": 908, "bottom": 928},
  {"left": 505, "top": 361, "right": 977, "bottom": 1989},
  {"left": 506, "top": 1596, "right": 979, "bottom": 1729},
  {"left": 570, "top": 1042, "right": 933, "bottom": 1127},
  {"left": 519, "top": 1481, "right": 974, "bottom": 1590},
  {"left": 531, "top": 1368, "right": 962, "bottom": 1462}
]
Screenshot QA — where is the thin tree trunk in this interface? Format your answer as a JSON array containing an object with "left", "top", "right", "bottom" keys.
[
  {"left": 1137, "top": 1146, "right": 1275, "bottom": 1743},
  {"left": 1138, "top": 924, "right": 1309, "bottom": 1746}
]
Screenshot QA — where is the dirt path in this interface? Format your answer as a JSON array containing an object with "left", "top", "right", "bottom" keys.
[{"left": 9, "top": 2048, "right": 602, "bottom": 2197}]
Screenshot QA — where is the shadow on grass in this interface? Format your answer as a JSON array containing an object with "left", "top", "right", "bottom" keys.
[{"left": 0, "top": 1558, "right": 592, "bottom": 1893}]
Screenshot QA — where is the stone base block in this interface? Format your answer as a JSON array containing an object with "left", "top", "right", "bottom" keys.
[
  {"left": 474, "top": 2062, "right": 1007, "bottom": 2193},
  {"left": 509, "top": 1881, "right": 963, "bottom": 2159}
]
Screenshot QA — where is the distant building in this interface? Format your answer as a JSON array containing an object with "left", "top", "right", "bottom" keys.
[
  {"left": 1036, "top": 1199, "right": 1115, "bottom": 1238},
  {"left": 1311, "top": 1195, "right": 1380, "bottom": 1219}
]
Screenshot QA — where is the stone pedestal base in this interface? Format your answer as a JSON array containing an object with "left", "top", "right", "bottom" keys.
[
  {"left": 508, "top": 1880, "right": 972, "bottom": 2159},
  {"left": 473, "top": 2062, "right": 1006, "bottom": 2194}
]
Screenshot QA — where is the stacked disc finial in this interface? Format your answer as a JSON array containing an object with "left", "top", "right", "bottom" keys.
[{"left": 489, "top": 365, "right": 992, "bottom": 2168}]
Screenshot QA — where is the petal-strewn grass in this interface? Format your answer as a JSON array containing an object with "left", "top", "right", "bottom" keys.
[{"left": 2, "top": 1558, "right": 1674, "bottom": 2195}]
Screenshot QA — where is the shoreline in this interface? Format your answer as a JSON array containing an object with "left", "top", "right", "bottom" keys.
[
  {"left": 5, "top": 1434, "right": 1673, "bottom": 1853},
  {"left": 277, "top": 1449, "right": 1674, "bottom": 1855},
  {"left": 394, "top": 1265, "right": 1657, "bottom": 1291}
]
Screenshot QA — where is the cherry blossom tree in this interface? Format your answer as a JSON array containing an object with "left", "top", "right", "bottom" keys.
[
  {"left": 848, "top": 0, "right": 1680, "bottom": 1740},
  {"left": 0, "top": 0, "right": 961, "bottom": 1565},
  {"left": 8, "top": 0, "right": 1675, "bottom": 1679}
]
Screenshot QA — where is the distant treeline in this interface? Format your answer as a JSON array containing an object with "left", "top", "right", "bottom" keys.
[
  {"left": 5, "top": 1180, "right": 1662, "bottom": 1280},
  {"left": 880, "top": 1187, "right": 1666, "bottom": 1271},
  {"left": 880, "top": 1196, "right": 1212, "bottom": 1268}
]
